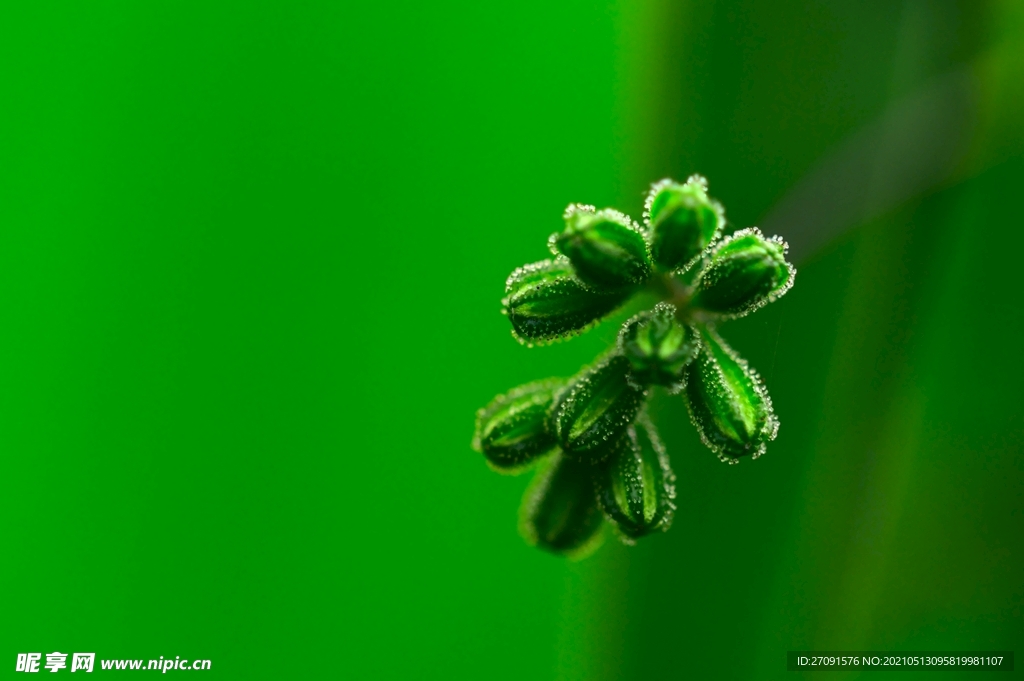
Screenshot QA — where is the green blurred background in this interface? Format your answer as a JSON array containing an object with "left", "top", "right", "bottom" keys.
[{"left": 1, "top": 0, "right": 1021, "bottom": 678}]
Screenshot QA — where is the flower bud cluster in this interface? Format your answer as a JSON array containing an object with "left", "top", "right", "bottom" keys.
[{"left": 475, "top": 176, "right": 796, "bottom": 556}]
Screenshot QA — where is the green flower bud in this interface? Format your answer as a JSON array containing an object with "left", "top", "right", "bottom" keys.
[
  {"left": 519, "top": 451, "right": 604, "bottom": 557},
  {"left": 550, "top": 205, "right": 652, "bottom": 290},
  {"left": 552, "top": 354, "right": 647, "bottom": 461},
  {"left": 472, "top": 379, "right": 564, "bottom": 472},
  {"left": 502, "top": 259, "right": 630, "bottom": 345},
  {"left": 683, "top": 326, "right": 778, "bottom": 463},
  {"left": 618, "top": 302, "right": 699, "bottom": 389},
  {"left": 596, "top": 415, "right": 676, "bottom": 541},
  {"left": 690, "top": 228, "right": 795, "bottom": 318},
  {"left": 644, "top": 176, "right": 724, "bottom": 272}
]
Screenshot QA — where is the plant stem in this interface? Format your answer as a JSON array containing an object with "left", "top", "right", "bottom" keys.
[{"left": 645, "top": 272, "right": 713, "bottom": 325}]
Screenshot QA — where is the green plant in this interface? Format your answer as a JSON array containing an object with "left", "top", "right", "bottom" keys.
[{"left": 472, "top": 176, "right": 795, "bottom": 557}]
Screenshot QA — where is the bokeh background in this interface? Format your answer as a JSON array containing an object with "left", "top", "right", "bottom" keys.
[{"left": 1, "top": 0, "right": 1021, "bottom": 678}]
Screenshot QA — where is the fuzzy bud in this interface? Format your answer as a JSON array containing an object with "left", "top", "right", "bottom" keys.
[
  {"left": 519, "top": 451, "right": 604, "bottom": 557},
  {"left": 552, "top": 354, "right": 647, "bottom": 462},
  {"left": 550, "top": 205, "right": 652, "bottom": 290},
  {"left": 618, "top": 303, "right": 699, "bottom": 388},
  {"left": 472, "top": 379, "right": 563, "bottom": 472},
  {"left": 502, "top": 259, "right": 630, "bottom": 345},
  {"left": 644, "top": 177, "right": 723, "bottom": 272},
  {"left": 683, "top": 326, "right": 779, "bottom": 463},
  {"left": 690, "top": 228, "right": 795, "bottom": 318},
  {"left": 596, "top": 415, "right": 676, "bottom": 540}
]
